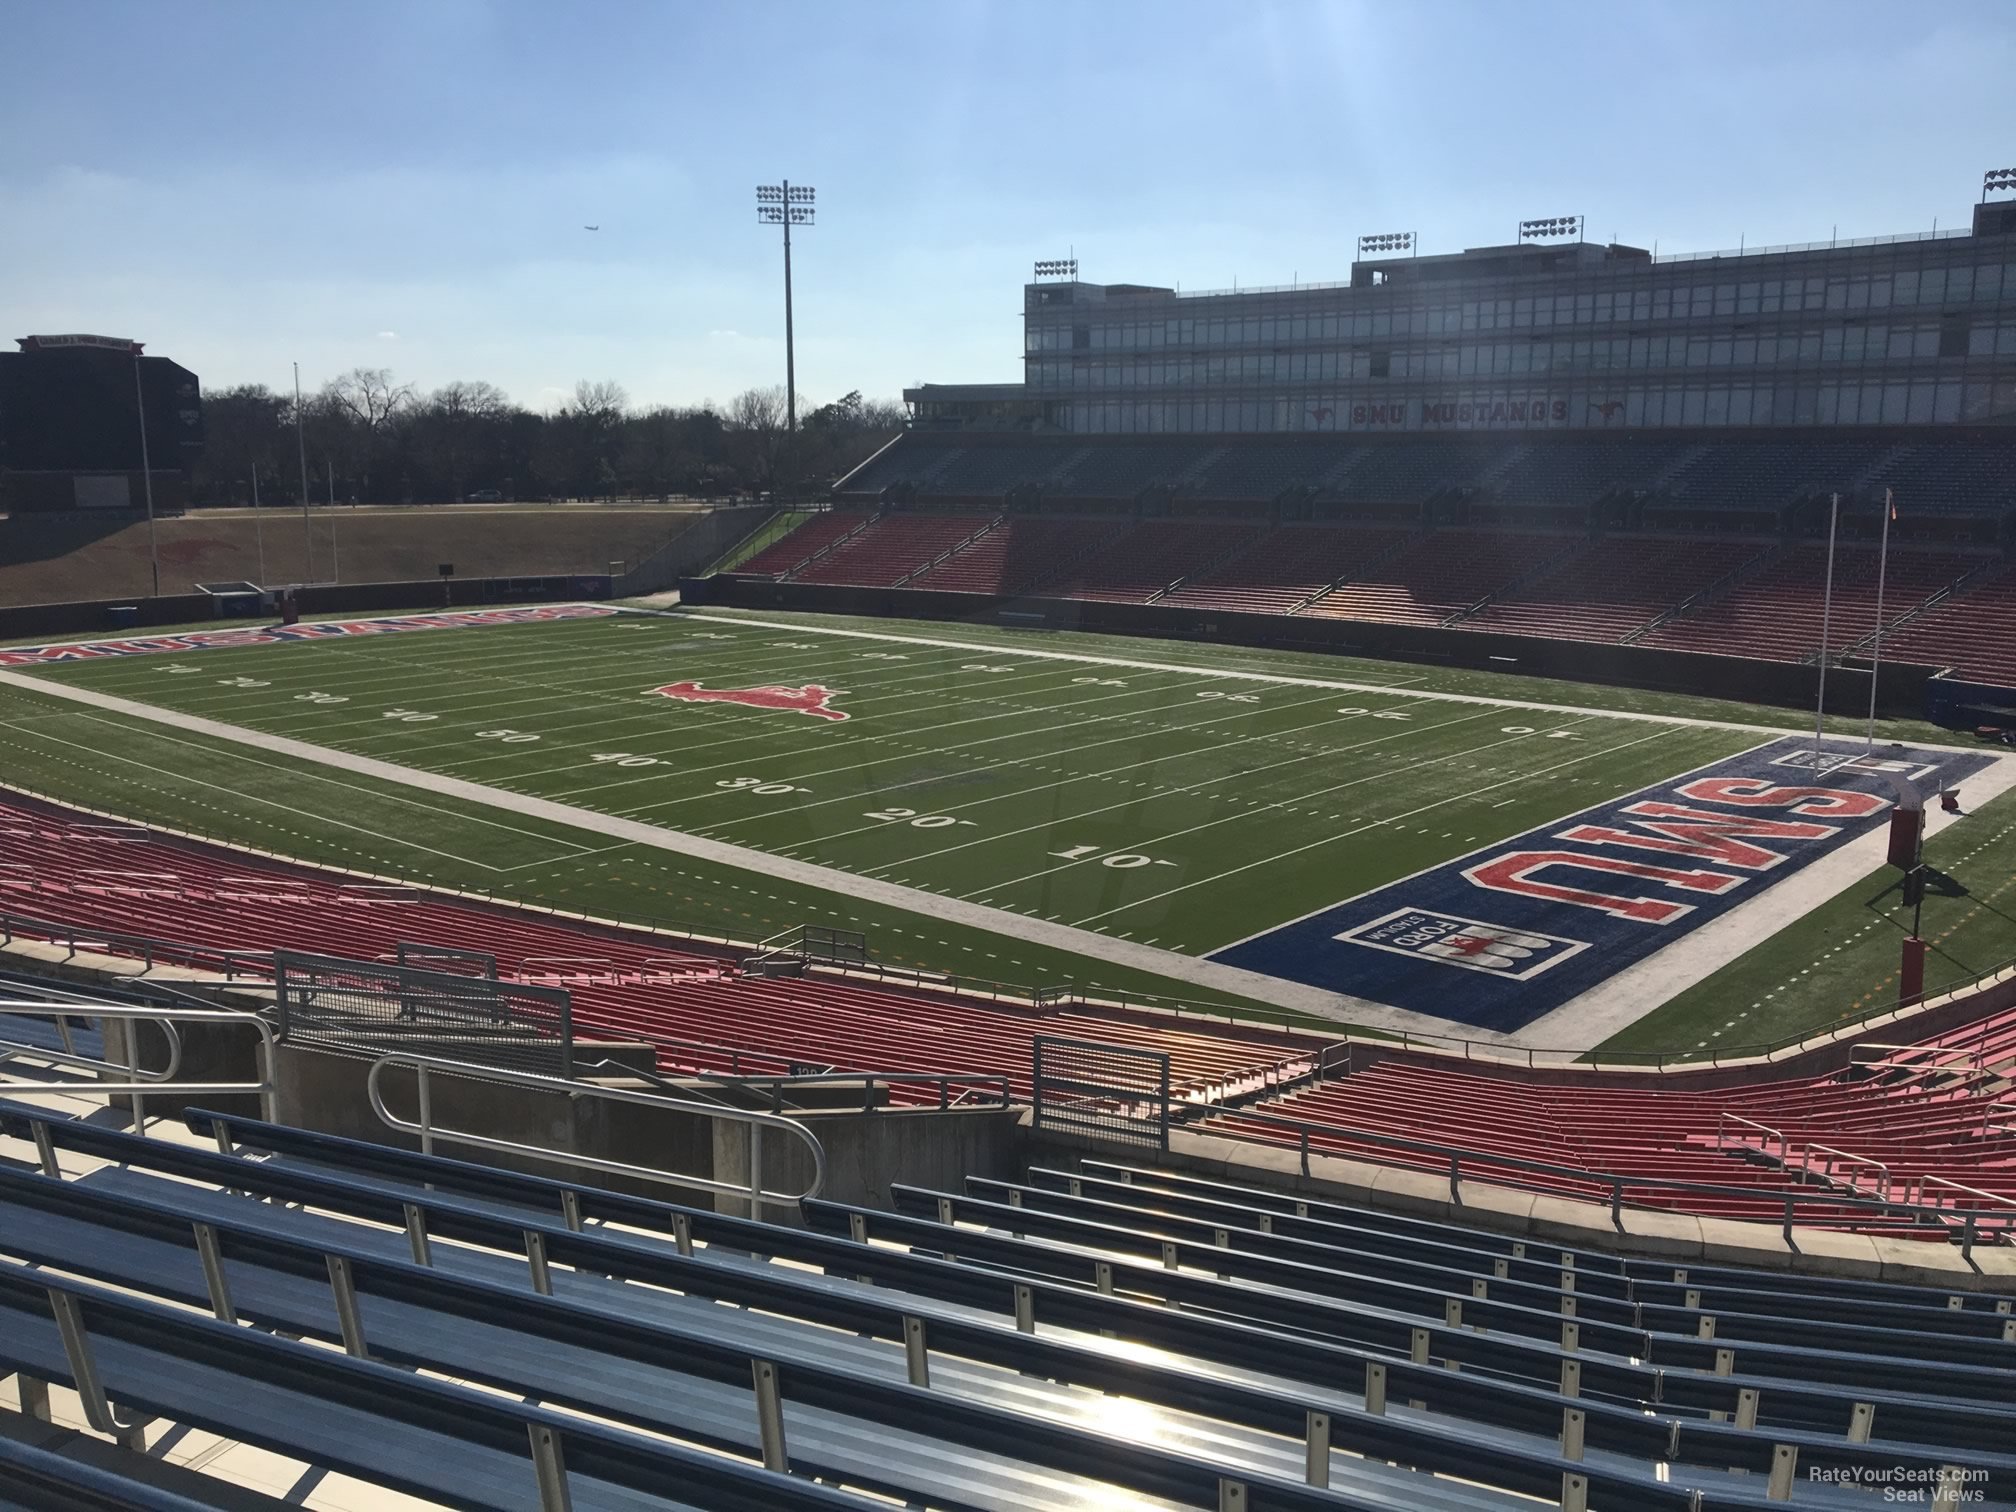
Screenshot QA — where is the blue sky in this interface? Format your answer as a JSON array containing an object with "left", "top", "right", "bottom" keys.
[{"left": 4, "top": 0, "right": 2013, "bottom": 412}]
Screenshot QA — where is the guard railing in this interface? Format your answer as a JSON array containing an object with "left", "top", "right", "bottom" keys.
[
  {"left": 0, "top": 1001, "right": 278, "bottom": 1130},
  {"left": 367, "top": 1052, "right": 825, "bottom": 1217},
  {"left": 1196, "top": 1104, "right": 2016, "bottom": 1255}
]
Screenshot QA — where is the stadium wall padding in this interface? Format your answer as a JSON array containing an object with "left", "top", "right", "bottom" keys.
[{"left": 685, "top": 575, "right": 1939, "bottom": 718}]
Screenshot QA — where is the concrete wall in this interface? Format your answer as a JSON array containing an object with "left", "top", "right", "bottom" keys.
[
  {"left": 268, "top": 1038, "right": 1023, "bottom": 1221},
  {"left": 615, "top": 505, "right": 773, "bottom": 595}
]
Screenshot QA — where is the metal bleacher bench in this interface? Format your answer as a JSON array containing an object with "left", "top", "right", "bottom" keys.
[{"left": 3, "top": 1100, "right": 2012, "bottom": 1510}]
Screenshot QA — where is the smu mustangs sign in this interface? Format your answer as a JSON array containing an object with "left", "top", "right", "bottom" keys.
[{"left": 1210, "top": 736, "right": 1994, "bottom": 1032}]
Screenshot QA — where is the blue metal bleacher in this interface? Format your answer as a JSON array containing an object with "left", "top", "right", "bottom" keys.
[{"left": 2, "top": 1100, "right": 2011, "bottom": 1509}]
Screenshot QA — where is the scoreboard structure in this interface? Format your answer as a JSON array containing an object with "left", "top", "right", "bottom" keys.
[{"left": 0, "top": 334, "right": 204, "bottom": 512}]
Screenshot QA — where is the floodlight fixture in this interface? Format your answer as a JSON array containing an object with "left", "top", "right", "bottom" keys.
[
  {"left": 1518, "top": 214, "right": 1584, "bottom": 242},
  {"left": 1356, "top": 231, "right": 1414, "bottom": 256},
  {"left": 1033, "top": 258, "right": 1078, "bottom": 280},
  {"left": 1985, "top": 167, "right": 2016, "bottom": 198}
]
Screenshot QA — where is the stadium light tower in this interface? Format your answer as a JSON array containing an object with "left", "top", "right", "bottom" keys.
[
  {"left": 756, "top": 181, "right": 815, "bottom": 435},
  {"left": 1518, "top": 215, "right": 1584, "bottom": 244},
  {"left": 1356, "top": 232, "right": 1415, "bottom": 257},
  {"left": 1985, "top": 167, "right": 2016, "bottom": 200}
]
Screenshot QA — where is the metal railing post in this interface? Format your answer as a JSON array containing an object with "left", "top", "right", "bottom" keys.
[
  {"left": 528, "top": 1423, "right": 573, "bottom": 1512},
  {"left": 325, "top": 1255, "right": 369, "bottom": 1358},
  {"left": 902, "top": 1314, "right": 930, "bottom": 1388},
  {"left": 192, "top": 1222, "right": 235, "bottom": 1322},
  {"left": 1304, "top": 1410, "right": 1331, "bottom": 1487},
  {"left": 752, "top": 1359, "right": 788, "bottom": 1472},
  {"left": 46, "top": 1290, "right": 148, "bottom": 1450}
]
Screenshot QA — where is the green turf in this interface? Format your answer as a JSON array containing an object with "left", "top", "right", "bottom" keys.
[
  {"left": 0, "top": 673, "right": 1317, "bottom": 1023},
  {"left": 2, "top": 603, "right": 1989, "bottom": 1051},
  {"left": 690, "top": 605, "right": 1954, "bottom": 746},
  {"left": 1598, "top": 786, "right": 2016, "bottom": 1059},
  {"left": 9, "top": 607, "right": 1763, "bottom": 949}
]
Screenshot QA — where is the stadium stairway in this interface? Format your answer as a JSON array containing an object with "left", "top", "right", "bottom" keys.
[{"left": 5, "top": 1099, "right": 2013, "bottom": 1509}]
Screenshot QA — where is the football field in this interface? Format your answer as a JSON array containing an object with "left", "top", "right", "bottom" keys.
[{"left": 1, "top": 603, "right": 2004, "bottom": 1043}]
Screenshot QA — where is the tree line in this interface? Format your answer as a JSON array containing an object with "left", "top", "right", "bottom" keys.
[{"left": 191, "top": 370, "right": 906, "bottom": 506}]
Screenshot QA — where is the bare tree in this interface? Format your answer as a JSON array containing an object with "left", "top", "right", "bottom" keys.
[
  {"left": 726, "top": 385, "right": 789, "bottom": 491},
  {"left": 572, "top": 380, "right": 629, "bottom": 426},
  {"left": 325, "top": 368, "right": 417, "bottom": 433},
  {"left": 420, "top": 381, "right": 512, "bottom": 499}
]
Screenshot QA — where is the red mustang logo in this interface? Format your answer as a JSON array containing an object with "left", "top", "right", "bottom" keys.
[{"left": 647, "top": 681, "right": 850, "bottom": 721}]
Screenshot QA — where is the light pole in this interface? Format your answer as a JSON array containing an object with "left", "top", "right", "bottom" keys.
[
  {"left": 756, "top": 180, "right": 815, "bottom": 440},
  {"left": 131, "top": 347, "right": 159, "bottom": 597}
]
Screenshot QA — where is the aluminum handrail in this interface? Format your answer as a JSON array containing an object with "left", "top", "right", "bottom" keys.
[
  {"left": 1715, "top": 1112, "right": 1788, "bottom": 1165},
  {"left": 1199, "top": 1103, "right": 2011, "bottom": 1254},
  {"left": 0, "top": 1002, "right": 278, "bottom": 1129},
  {"left": 367, "top": 1052, "right": 825, "bottom": 1217},
  {"left": 1802, "top": 1143, "right": 1892, "bottom": 1203},
  {"left": 0, "top": 998, "right": 183, "bottom": 1083},
  {"left": 1910, "top": 1175, "right": 2016, "bottom": 1215}
]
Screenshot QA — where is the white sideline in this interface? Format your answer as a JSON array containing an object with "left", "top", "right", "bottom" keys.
[
  {"left": 0, "top": 667, "right": 1432, "bottom": 1031},
  {"left": 680, "top": 609, "right": 1993, "bottom": 747}
]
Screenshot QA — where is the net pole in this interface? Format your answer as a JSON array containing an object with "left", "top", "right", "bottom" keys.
[
  {"left": 1812, "top": 492, "right": 1839, "bottom": 762},
  {"left": 1865, "top": 489, "right": 1893, "bottom": 752}
]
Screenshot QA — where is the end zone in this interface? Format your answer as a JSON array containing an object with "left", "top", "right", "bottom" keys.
[{"left": 1209, "top": 736, "right": 1999, "bottom": 1034}]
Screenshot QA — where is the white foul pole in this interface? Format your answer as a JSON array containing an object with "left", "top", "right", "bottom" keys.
[
  {"left": 132, "top": 350, "right": 159, "bottom": 598},
  {"left": 294, "top": 363, "right": 313, "bottom": 582},
  {"left": 1813, "top": 492, "right": 1840, "bottom": 762},
  {"left": 1865, "top": 488, "right": 1894, "bottom": 751},
  {"left": 251, "top": 466, "right": 266, "bottom": 585}
]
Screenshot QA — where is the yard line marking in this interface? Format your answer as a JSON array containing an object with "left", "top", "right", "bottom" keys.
[
  {"left": 975, "top": 714, "right": 1601, "bottom": 901},
  {"left": 839, "top": 697, "right": 1494, "bottom": 867},
  {"left": 609, "top": 672, "right": 1251, "bottom": 818},
  {"left": 54, "top": 711, "right": 601, "bottom": 854},
  {"left": 1072, "top": 724, "right": 1677, "bottom": 926},
  {"left": 680, "top": 610, "right": 1965, "bottom": 740},
  {"left": 0, "top": 718, "right": 521, "bottom": 872},
  {"left": 0, "top": 664, "right": 1428, "bottom": 1027}
]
